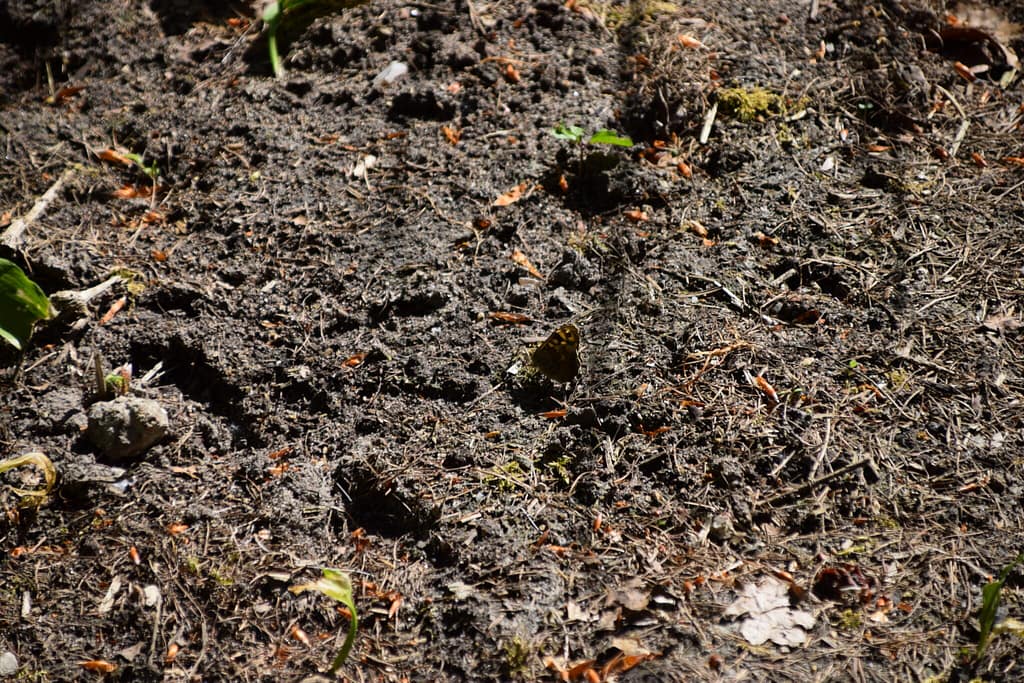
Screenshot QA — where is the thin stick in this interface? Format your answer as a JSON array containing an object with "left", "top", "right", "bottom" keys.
[
  {"left": 758, "top": 457, "right": 873, "bottom": 507},
  {"left": 2, "top": 167, "right": 75, "bottom": 250}
]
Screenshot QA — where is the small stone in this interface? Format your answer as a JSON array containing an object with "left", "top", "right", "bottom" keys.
[
  {"left": 86, "top": 396, "right": 169, "bottom": 461},
  {"left": 0, "top": 651, "right": 18, "bottom": 676},
  {"left": 373, "top": 60, "right": 408, "bottom": 87}
]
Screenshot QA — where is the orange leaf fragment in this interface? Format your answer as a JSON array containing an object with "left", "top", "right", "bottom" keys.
[
  {"left": 79, "top": 660, "right": 117, "bottom": 673},
  {"left": 682, "top": 219, "right": 708, "bottom": 237},
  {"left": 129, "top": 546, "right": 141, "bottom": 565},
  {"left": 565, "top": 659, "right": 597, "bottom": 681},
  {"left": 511, "top": 248, "right": 543, "bottom": 278},
  {"left": 677, "top": 161, "right": 692, "bottom": 178},
  {"left": 151, "top": 250, "right": 168, "bottom": 262},
  {"left": 953, "top": 61, "right": 976, "bottom": 82},
  {"left": 112, "top": 184, "right": 141, "bottom": 199},
  {"left": 351, "top": 527, "right": 370, "bottom": 553},
  {"left": 290, "top": 625, "right": 311, "bottom": 646},
  {"left": 388, "top": 594, "right": 403, "bottom": 618},
  {"left": 1003, "top": 157, "right": 1024, "bottom": 166},
  {"left": 99, "top": 296, "right": 127, "bottom": 325},
  {"left": 142, "top": 210, "right": 165, "bottom": 224},
  {"left": 678, "top": 34, "right": 704, "bottom": 49},
  {"left": 624, "top": 209, "right": 649, "bottom": 222},
  {"left": 540, "top": 409, "right": 567, "bottom": 419},
  {"left": 503, "top": 63, "right": 521, "bottom": 83},
  {"left": 493, "top": 182, "right": 528, "bottom": 207},
  {"left": 165, "top": 643, "right": 180, "bottom": 664},
  {"left": 45, "top": 85, "right": 85, "bottom": 105},
  {"left": 343, "top": 352, "right": 368, "bottom": 367},
  {"left": 754, "top": 375, "right": 779, "bottom": 404},
  {"left": 489, "top": 311, "right": 531, "bottom": 324},
  {"left": 558, "top": 174, "right": 569, "bottom": 193},
  {"left": 167, "top": 522, "right": 189, "bottom": 536},
  {"left": 603, "top": 652, "right": 659, "bottom": 676},
  {"left": 97, "top": 148, "right": 134, "bottom": 166},
  {"left": 971, "top": 152, "right": 987, "bottom": 167},
  {"left": 751, "top": 231, "right": 780, "bottom": 247},
  {"left": 442, "top": 125, "right": 461, "bottom": 145},
  {"left": 268, "top": 446, "right": 293, "bottom": 460},
  {"left": 866, "top": 144, "right": 892, "bottom": 153}
]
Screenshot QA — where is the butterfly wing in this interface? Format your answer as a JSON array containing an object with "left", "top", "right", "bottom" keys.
[{"left": 531, "top": 324, "right": 580, "bottom": 383}]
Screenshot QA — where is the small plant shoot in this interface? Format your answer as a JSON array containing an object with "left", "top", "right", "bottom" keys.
[
  {"left": 550, "top": 124, "right": 633, "bottom": 184},
  {"left": 552, "top": 124, "right": 633, "bottom": 147},
  {"left": 976, "top": 552, "right": 1024, "bottom": 660},
  {"left": 290, "top": 568, "right": 359, "bottom": 673},
  {"left": 263, "top": 0, "right": 370, "bottom": 78}
]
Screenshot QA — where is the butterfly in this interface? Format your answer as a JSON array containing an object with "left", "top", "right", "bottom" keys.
[{"left": 531, "top": 324, "right": 580, "bottom": 383}]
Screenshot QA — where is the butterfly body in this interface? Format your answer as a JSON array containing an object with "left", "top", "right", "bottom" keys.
[{"left": 531, "top": 324, "right": 580, "bottom": 383}]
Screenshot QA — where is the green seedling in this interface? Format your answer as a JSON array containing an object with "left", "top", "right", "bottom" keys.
[
  {"left": 0, "top": 258, "right": 54, "bottom": 351},
  {"left": 290, "top": 568, "right": 358, "bottom": 673},
  {"left": 122, "top": 152, "right": 159, "bottom": 180},
  {"left": 976, "top": 552, "right": 1024, "bottom": 660},
  {"left": 551, "top": 124, "right": 633, "bottom": 181},
  {"left": 263, "top": 0, "right": 370, "bottom": 78},
  {"left": 551, "top": 124, "right": 633, "bottom": 150}
]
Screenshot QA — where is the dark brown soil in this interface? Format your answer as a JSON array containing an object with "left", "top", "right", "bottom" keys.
[{"left": 2, "top": 0, "right": 1024, "bottom": 681}]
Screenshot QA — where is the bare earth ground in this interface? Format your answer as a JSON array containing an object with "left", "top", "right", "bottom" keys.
[{"left": 2, "top": 0, "right": 1024, "bottom": 681}]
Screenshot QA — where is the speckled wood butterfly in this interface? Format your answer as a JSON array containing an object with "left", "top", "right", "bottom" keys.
[{"left": 531, "top": 324, "right": 580, "bottom": 383}]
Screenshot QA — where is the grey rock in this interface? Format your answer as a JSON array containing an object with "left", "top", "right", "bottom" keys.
[
  {"left": 86, "top": 396, "right": 169, "bottom": 460},
  {"left": 0, "top": 651, "right": 17, "bottom": 676}
]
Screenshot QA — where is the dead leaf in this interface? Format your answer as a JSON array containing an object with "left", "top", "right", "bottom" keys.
[
  {"left": 79, "top": 660, "right": 117, "bottom": 673},
  {"left": 608, "top": 578, "right": 649, "bottom": 611},
  {"left": 343, "top": 352, "right": 368, "bottom": 367},
  {"left": 511, "top": 248, "right": 543, "bottom": 278},
  {"left": 111, "top": 184, "right": 154, "bottom": 199},
  {"left": 45, "top": 85, "right": 85, "bottom": 105},
  {"left": 681, "top": 219, "right": 708, "bottom": 237},
  {"left": 98, "top": 296, "right": 127, "bottom": 325},
  {"left": 97, "top": 148, "right": 134, "bottom": 166},
  {"left": 489, "top": 311, "right": 531, "bottom": 324},
  {"left": 724, "top": 576, "right": 816, "bottom": 646},
  {"left": 678, "top": 34, "right": 705, "bottom": 49},
  {"left": 442, "top": 126, "right": 461, "bottom": 145},
  {"left": 982, "top": 311, "right": 1021, "bottom": 334},
  {"left": 493, "top": 182, "right": 528, "bottom": 207}
]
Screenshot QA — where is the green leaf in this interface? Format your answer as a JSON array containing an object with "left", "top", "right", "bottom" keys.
[
  {"left": 977, "top": 552, "right": 1024, "bottom": 659},
  {"left": 0, "top": 258, "right": 54, "bottom": 351},
  {"left": 552, "top": 124, "right": 585, "bottom": 143},
  {"left": 290, "top": 567, "right": 358, "bottom": 672},
  {"left": 588, "top": 129, "right": 633, "bottom": 147}
]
